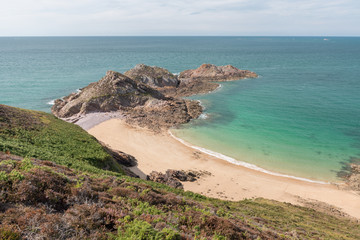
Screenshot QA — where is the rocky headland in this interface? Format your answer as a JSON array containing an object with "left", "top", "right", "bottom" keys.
[
  {"left": 51, "top": 70, "right": 201, "bottom": 131},
  {"left": 52, "top": 63, "right": 257, "bottom": 130}
]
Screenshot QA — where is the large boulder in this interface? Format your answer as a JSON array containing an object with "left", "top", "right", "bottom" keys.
[
  {"left": 179, "top": 63, "right": 258, "bottom": 82},
  {"left": 124, "top": 64, "right": 179, "bottom": 88}
]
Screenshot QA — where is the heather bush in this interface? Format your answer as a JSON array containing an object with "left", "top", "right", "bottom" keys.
[{"left": 13, "top": 168, "right": 70, "bottom": 210}]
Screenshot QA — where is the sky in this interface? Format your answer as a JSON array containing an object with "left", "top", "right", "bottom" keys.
[{"left": 0, "top": 0, "right": 359, "bottom": 36}]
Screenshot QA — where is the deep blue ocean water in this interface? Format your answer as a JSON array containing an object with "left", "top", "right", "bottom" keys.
[{"left": 1, "top": 37, "right": 359, "bottom": 181}]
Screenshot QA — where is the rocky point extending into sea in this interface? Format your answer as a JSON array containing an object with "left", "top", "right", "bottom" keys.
[{"left": 52, "top": 63, "right": 258, "bottom": 131}]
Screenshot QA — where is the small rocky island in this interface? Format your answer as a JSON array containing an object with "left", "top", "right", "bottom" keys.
[{"left": 52, "top": 64, "right": 258, "bottom": 130}]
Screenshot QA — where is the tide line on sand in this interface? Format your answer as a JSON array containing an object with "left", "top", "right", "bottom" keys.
[{"left": 168, "top": 130, "right": 330, "bottom": 185}]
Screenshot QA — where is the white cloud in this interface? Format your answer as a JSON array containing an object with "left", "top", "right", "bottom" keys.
[{"left": 0, "top": 0, "right": 359, "bottom": 36}]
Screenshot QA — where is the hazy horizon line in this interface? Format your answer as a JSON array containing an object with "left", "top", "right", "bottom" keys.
[{"left": 1, "top": 35, "right": 359, "bottom": 38}]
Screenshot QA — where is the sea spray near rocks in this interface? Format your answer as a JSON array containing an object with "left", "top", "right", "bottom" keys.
[{"left": 47, "top": 89, "right": 82, "bottom": 106}]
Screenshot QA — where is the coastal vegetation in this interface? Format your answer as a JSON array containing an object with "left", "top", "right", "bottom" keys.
[
  {"left": 0, "top": 104, "right": 122, "bottom": 176},
  {"left": 1, "top": 104, "right": 360, "bottom": 239}
]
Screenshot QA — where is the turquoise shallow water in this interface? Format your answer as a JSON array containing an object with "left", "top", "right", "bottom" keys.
[{"left": 1, "top": 37, "right": 359, "bottom": 182}]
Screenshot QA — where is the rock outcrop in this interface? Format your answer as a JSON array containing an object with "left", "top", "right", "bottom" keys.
[
  {"left": 102, "top": 144, "right": 137, "bottom": 167},
  {"left": 123, "top": 63, "right": 258, "bottom": 98},
  {"left": 147, "top": 171, "right": 184, "bottom": 189},
  {"left": 159, "top": 63, "right": 258, "bottom": 98},
  {"left": 160, "top": 80, "right": 220, "bottom": 98},
  {"left": 52, "top": 71, "right": 164, "bottom": 118},
  {"left": 124, "top": 64, "right": 179, "bottom": 88},
  {"left": 52, "top": 64, "right": 257, "bottom": 130},
  {"left": 179, "top": 63, "right": 258, "bottom": 82},
  {"left": 346, "top": 164, "right": 360, "bottom": 192},
  {"left": 147, "top": 169, "right": 212, "bottom": 189},
  {"left": 52, "top": 70, "right": 201, "bottom": 130},
  {"left": 125, "top": 98, "right": 202, "bottom": 130}
]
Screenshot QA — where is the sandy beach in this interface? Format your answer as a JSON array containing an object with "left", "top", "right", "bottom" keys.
[{"left": 88, "top": 118, "right": 360, "bottom": 219}]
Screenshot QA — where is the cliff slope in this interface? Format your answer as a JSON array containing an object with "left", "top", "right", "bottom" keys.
[
  {"left": 0, "top": 104, "right": 128, "bottom": 175},
  {"left": 1, "top": 105, "right": 360, "bottom": 239}
]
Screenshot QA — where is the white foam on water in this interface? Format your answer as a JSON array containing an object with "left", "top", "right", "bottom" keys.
[
  {"left": 168, "top": 131, "right": 330, "bottom": 185},
  {"left": 198, "top": 113, "right": 208, "bottom": 119},
  {"left": 47, "top": 88, "right": 81, "bottom": 106},
  {"left": 196, "top": 100, "right": 206, "bottom": 111},
  {"left": 212, "top": 83, "right": 222, "bottom": 93}
]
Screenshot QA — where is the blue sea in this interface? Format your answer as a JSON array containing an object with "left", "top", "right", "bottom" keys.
[{"left": 1, "top": 37, "right": 359, "bottom": 182}]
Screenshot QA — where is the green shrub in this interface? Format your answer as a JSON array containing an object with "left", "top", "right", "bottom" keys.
[
  {"left": 0, "top": 160, "right": 17, "bottom": 168},
  {"left": 0, "top": 228, "right": 21, "bottom": 240},
  {"left": 133, "top": 201, "right": 163, "bottom": 216},
  {"left": 116, "top": 219, "right": 158, "bottom": 240},
  {"left": 213, "top": 232, "right": 227, "bottom": 240},
  {"left": 158, "top": 228, "right": 181, "bottom": 240},
  {"left": 116, "top": 219, "right": 180, "bottom": 240},
  {"left": 0, "top": 171, "right": 8, "bottom": 181},
  {"left": 9, "top": 170, "right": 24, "bottom": 181},
  {"left": 19, "top": 157, "right": 33, "bottom": 171}
]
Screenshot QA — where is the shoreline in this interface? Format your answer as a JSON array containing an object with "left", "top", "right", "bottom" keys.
[
  {"left": 168, "top": 130, "right": 330, "bottom": 185},
  {"left": 170, "top": 78, "right": 335, "bottom": 185},
  {"left": 172, "top": 76, "right": 345, "bottom": 185},
  {"left": 87, "top": 118, "right": 360, "bottom": 219}
]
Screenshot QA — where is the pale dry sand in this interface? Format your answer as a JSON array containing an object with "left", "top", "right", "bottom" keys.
[{"left": 88, "top": 118, "right": 360, "bottom": 219}]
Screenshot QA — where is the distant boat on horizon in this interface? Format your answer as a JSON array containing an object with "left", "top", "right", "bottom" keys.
[{"left": 323, "top": 38, "right": 329, "bottom": 41}]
